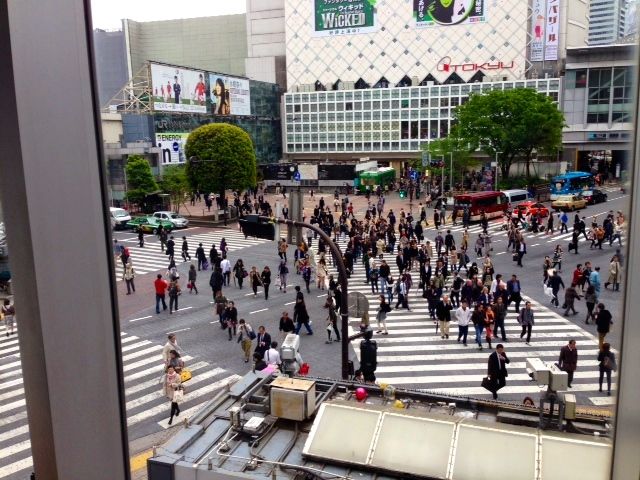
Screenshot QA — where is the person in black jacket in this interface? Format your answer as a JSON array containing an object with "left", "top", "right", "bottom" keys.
[
  {"left": 195, "top": 243, "right": 206, "bottom": 270},
  {"left": 261, "top": 266, "right": 271, "bottom": 300},
  {"left": 597, "top": 342, "right": 615, "bottom": 395},
  {"left": 294, "top": 298, "right": 313, "bottom": 335},
  {"left": 595, "top": 303, "right": 613, "bottom": 350},
  {"left": 209, "top": 267, "right": 224, "bottom": 298},
  {"left": 547, "top": 270, "right": 565, "bottom": 307},
  {"left": 436, "top": 295, "right": 454, "bottom": 339},
  {"left": 487, "top": 344, "right": 510, "bottom": 399}
]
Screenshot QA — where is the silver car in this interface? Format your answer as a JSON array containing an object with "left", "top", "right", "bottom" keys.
[{"left": 153, "top": 211, "right": 189, "bottom": 228}]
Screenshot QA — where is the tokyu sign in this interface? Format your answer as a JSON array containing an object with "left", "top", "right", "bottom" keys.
[
  {"left": 313, "top": 0, "right": 378, "bottom": 37},
  {"left": 437, "top": 57, "right": 515, "bottom": 72}
]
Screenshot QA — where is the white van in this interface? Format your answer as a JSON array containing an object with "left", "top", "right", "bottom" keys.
[
  {"left": 110, "top": 207, "right": 131, "bottom": 229},
  {"left": 502, "top": 189, "right": 530, "bottom": 208}
]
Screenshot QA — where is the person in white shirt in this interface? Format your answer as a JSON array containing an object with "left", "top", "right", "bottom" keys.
[
  {"left": 220, "top": 257, "right": 231, "bottom": 286},
  {"left": 263, "top": 341, "right": 281, "bottom": 366},
  {"left": 455, "top": 301, "right": 472, "bottom": 346},
  {"left": 489, "top": 273, "right": 506, "bottom": 297}
]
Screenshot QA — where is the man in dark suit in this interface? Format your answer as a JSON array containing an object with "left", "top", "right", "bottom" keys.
[
  {"left": 487, "top": 344, "right": 510, "bottom": 400},
  {"left": 395, "top": 250, "right": 407, "bottom": 273},
  {"left": 254, "top": 325, "right": 272, "bottom": 357}
]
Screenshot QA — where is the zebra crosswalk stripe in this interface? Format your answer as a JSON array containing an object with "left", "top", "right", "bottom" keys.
[
  {"left": 326, "top": 237, "right": 614, "bottom": 403},
  {"left": 0, "top": 331, "right": 239, "bottom": 479}
]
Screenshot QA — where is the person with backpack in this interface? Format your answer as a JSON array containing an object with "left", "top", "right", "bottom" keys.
[
  {"left": 187, "top": 264, "right": 198, "bottom": 294},
  {"left": 168, "top": 276, "right": 181, "bottom": 314},
  {"left": 559, "top": 212, "right": 569, "bottom": 233},
  {"left": 237, "top": 319, "right": 255, "bottom": 363},
  {"left": 597, "top": 342, "right": 616, "bottom": 396}
]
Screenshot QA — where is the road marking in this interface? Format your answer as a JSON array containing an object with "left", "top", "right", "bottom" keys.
[
  {"left": 589, "top": 396, "right": 616, "bottom": 406},
  {"left": 166, "top": 327, "right": 191, "bottom": 334},
  {"left": 284, "top": 301, "right": 296, "bottom": 305},
  {"left": 130, "top": 449, "right": 154, "bottom": 473},
  {"left": 0, "top": 439, "right": 31, "bottom": 461},
  {"left": 250, "top": 308, "right": 268, "bottom": 314},
  {"left": 531, "top": 243, "right": 540, "bottom": 247},
  {"left": 0, "top": 456, "right": 33, "bottom": 477},
  {"left": 129, "top": 315, "right": 152, "bottom": 323}
]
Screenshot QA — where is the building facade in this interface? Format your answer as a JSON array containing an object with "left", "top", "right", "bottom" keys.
[
  {"left": 588, "top": 0, "right": 626, "bottom": 45},
  {"left": 284, "top": 78, "right": 560, "bottom": 162},
  {"left": 245, "top": 0, "right": 287, "bottom": 89},
  {"left": 562, "top": 44, "right": 635, "bottom": 176},
  {"left": 93, "top": 29, "right": 128, "bottom": 107}
]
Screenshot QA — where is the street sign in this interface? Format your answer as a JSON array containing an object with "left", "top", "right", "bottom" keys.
[
  {"left": 293, "top": 171, "right": 301, "bottom": 182},
  {"left": 348, "top": 292, "right": 369, "bottom": 318},
  {"left": 410, "top": 170, "right": 419, "bottom": 181},
  {"left": 421, "top": 151, "right": 430, "bottom": 167}
]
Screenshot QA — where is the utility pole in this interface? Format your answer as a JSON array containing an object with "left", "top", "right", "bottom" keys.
[
  {"left": 495, "top": 151, "right": 502, "bottom": 191},
  {"left": 450, "top": 151, "right": 454, "bottom": 192}
]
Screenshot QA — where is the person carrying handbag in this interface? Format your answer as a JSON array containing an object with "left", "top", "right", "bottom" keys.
[
  {"left": 163, "top": 366, "right": 182, "bottom": 425},
  {"left": 237, "top": 319, "right": 255, "bottom": 362},
  {"left": 168, "top": 277, "right": 181, "bottom": 314}
]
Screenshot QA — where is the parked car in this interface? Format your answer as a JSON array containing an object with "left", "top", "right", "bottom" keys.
[
  {"left": 582, "top": 188, "right": 608, "bottom": 205},
  {"left": 126, "top": 216, "right": 173, "bottom": 234},
  {"left": 512, "top": 201, "right": 549, "bottom": 218},
  {"left": 153, "top": 211, "right": 189, "bottom": 228},
  {"left": 551, "top": 195, "right": 588, "bottom": 212},
  {"left": 110, "top": 207, "right": 131, "bottom": 230}
]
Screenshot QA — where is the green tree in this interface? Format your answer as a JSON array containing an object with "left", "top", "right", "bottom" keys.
[
  {"left": 160, "top": 165, "right": 190, "bottom": 212},
  {"left": 454, "top": 88, "right": 564, "bottom": 178},
  {"left": 419, "top": 130, "right": 482, "bottom": 190},
  {"left": 125, "top": 155, "right": 158, "bottom": 204},
  {"left": 184, "top": 123, "right": 257, "bottom": 200}
]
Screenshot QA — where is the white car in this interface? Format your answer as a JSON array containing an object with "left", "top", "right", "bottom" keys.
[
  {"left": 110, "top": 207, "right": 131, "bottom": 230},
  {"left": 153, "top": 211, "right": 189, "bottom": 228}
]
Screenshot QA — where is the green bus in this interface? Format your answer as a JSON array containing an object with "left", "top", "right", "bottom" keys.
[{"left": 357, "top": 167, "right": 396, "bottom": 193}]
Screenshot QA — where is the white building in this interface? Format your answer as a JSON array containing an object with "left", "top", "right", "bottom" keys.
[{"left": 588, "top": 0, "right": 626, "bottom": 45}]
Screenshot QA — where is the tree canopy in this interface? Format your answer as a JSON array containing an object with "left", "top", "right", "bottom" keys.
[
  {"left": 454, "top": 88, "right": 564, "bottom": 177},
  {"left": 125, "top": 155, "right": 158, "bottom": 204},
  {"left": 184, "top": 123, "right": 257, "bottom": 196}
]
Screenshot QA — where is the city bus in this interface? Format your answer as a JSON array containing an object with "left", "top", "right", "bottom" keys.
[
  {"left": 357, "top": 167, "right": 396, "bottom": 193},
  {"left": 454, "top": 191, "right": 508, "bottom": 221},
  {"left": 550, "top": 171, "right": 595, "bottom": 200}
]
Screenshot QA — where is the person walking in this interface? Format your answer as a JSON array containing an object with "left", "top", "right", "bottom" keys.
[
  {"left": 278, "top": 260, "right": 289, "bottom": 293},
  {"left": 214, "top": 291, "right": 227, "bottom": 327},
  {"left": 279, "top": 311, "right": 295, "bottom": 339},
  {"left": 598, "top": 342, "right": 616, "bottom": 396},
  {"left": 158, "top": 227, "right": 168, "bottom": 253},
  {"left": 605, "top": 255, "right": 621, "bottom": 292},
  {"left": 506, "top": 274, "right": 522, "bottom": 313},
  {"left": 195, "top": 243, "right": 207, "bottom": 271},
  {"left": 261, "top": 266, "right": 272, "bottom": 300},
  {"left": 254, "top": 325, "right": 271, "bottom": 358},
  {"left": 220, "top": 256, "right": 232, "bottom": 286},
  {"left": 162, "top": 334, "right": 181, "bottom": 366},
  {"left": 317, "top": 258, "right": 328, "bottom": 290},
  {"left": 1, "top": 300, "right": 15, "bottom": 336},
  {"left": 168, "top": 276, "right": 181, "bottom": 314},
  {"left": 250, "top": 266, "right": 262, "bottom": 297},
  {"left": 563, "top": 283, "right": 580, "bottom": 316},
  {"left": 436, "top": 295, "right": 454, "bottom": 339},
  {"left": 558, "top": 339, "right": 578, "bottom": 388},
  {"left": 595, "top": 303, "right": 613, "bottom": 350},
  {"left": 472, "top": 304, "right": 485, "bottom": 350},
  {"left": 455, "top": 300, "right": 472, "bottom": 346},
  {"left": 294, "top": 298, "right": 313, "bottom": 335},
  {"left": 138, "top": 228, "right": 145, "bottom": 248},
  {"left": 590, "top": 266, "right": 602, "bottom": 299},
  {"left": 154, "top": 274, "right": 168, "bottom": 314},
  {"left": 376, "top": 294, "right": 391, "bottom": 335},
  {"left": 237, "top": 319, "right": 254, "bottom": 363},
  {"left": 224, "top": 301, "right": 238, "bottom": 340},
  {"left": 547, "top": 270, "right": 565, "bottom": 307},
  {"left": 484, "top": 304, "right": 495, "bottom": 350},
  {"left": 278, "top": 238, "right": 288, "bottom": 262},
  {"left": 233, "top": 259, "right": 246, "bottom": 289},
  {"left": 181, "top": 236, "right": 191, "bottom": 262},
  {"left": 584, "top": 285, "right": 598, "bottom": 324},
  {"left": 123, "top": 260, "right": 136, "bottom": 295},
  {"left": 163, "top": 365, "right": 182, "bottom": 425},
  {"left": 492, "top": 297, "right": 507, "bottom": 342},
  {"left": 187, "top": 264, "right": 198, "bottom": 294},
  {"left": 166, "top": 236, "right": 175, "bottom": 262},
  {"left": 518, "top": 301, "right": 535, "bottom": 344},
  {"left": 487, "top": 344, "right": 510, "bottom": 400}
]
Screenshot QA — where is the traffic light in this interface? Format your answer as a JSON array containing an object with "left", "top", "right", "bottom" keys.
[
  {"left": 239, "top": 214, "right": 276, "bottom": 241},
  {"left": 399, "top": 190, "right": 406, "bottom": 199}
]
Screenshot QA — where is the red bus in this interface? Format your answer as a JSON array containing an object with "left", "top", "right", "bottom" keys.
[{"left": 454, "top": 191, "right": 508, "bottom": 221}]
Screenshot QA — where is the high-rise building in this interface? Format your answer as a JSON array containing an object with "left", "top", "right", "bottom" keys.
[{"left": 588, "top": 0, "right": 626, "bottom": 45}]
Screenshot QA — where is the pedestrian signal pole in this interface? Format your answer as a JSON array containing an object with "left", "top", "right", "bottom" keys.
[{"left": 240, "top": 215, "right": 352, "bottom": 379}]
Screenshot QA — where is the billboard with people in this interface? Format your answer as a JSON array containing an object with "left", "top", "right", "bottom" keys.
[
  {"left": 312, "top": 0, "right": 379, "bottom": 37},
  {"left": 414, "top": 0, "right": 486, "bottom": 27},
  {"left": 150, "top": 63, "right": 207, "bottom": 114},
  {"left": 208, "top": 74, "right": 251, "bottom": 116}
]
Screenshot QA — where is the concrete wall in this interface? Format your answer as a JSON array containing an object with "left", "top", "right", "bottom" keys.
[
  {"left": 124, "top": 16, "right": 248, "bottom": 77},
  {"left": 93, "top": 29, "right": 128, "bottom": 108},
  {"left": 100, "top": 113, "right": 123, "bottom": 144},
  {"left": 245, "top": 0, "right": 286, "bottom": 88}
]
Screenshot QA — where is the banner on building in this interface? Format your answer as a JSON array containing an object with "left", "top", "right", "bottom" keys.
[
  {"left": 150, "top": 63, "right": 207, "bottom": 114},
  {"left": 530, "top": 0, "right": 545, "bottom": 61},
  {"left": 312, "top": 0, "right": 378, "bottom": 37},
  {"left": 209, "top": 74, "right": 251, "bottom": 116},
  {"left": 414, "top": 0, "right": 486, "bottom": 27},
  {"left": 544, "top": 0, "right": 560, "bottom": 61},
  {"left": 155, "top": 132, "right": 190, "bottom": 164}
]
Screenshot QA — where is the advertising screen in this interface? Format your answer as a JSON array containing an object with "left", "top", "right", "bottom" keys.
[
  {"left": 313, "top": 0, "right": 379, "bottom": 37},
  {"left": 209, "top": 74, "right": 251, "bottom": 116},
  {"left": 530, "top": 0, "right": 545, "bottom": 61},
  {"left": 544, "top": 0, "right": 560, "bottom": 61},
  {"left": 155, "top": 132, "right": 190, "bottom": 164},
  {"left": 150, "top": 63, "right": 207, "bottom": 114},
  {"left": 414, "top": 0, "right": 486, "bottom": 27}
]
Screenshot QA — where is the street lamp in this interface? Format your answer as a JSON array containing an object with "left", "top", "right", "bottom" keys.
[
  {"left": 441, "top": 155, "right": 445, "bottom": 195},
  {"left": 495, "top": 151, "right": 502, "bottom": 191}
]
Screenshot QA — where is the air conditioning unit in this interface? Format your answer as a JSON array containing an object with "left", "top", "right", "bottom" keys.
[
  {"left": 270, "top": 376, "right": 316, "bottom": 421},
  {"left": 411, "top": 76, "right": 419, "bottom": 86}
]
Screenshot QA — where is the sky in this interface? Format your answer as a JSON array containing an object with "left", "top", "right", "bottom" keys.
[{"left": 90, "top": 0, "right": 246, "bottom": 30}]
